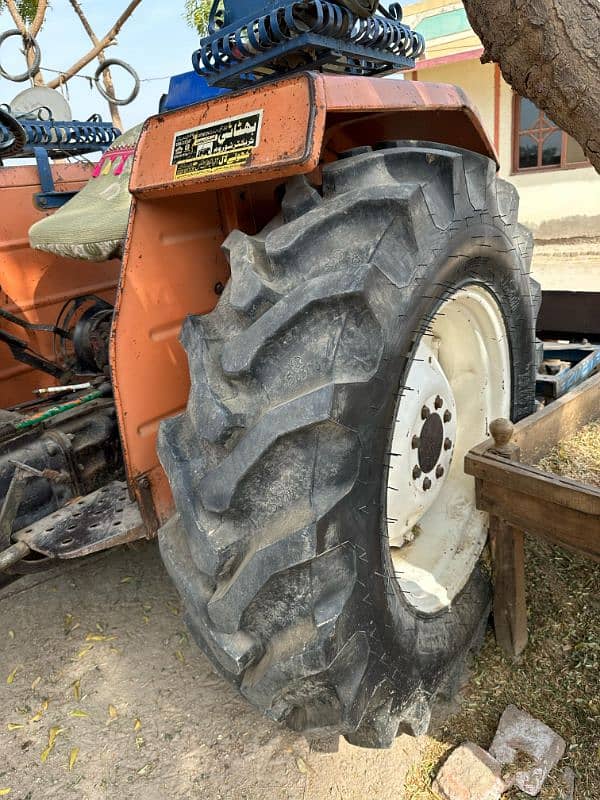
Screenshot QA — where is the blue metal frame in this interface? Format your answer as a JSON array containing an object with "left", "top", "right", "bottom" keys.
[
  {"left": 537, "top": 343, "right": 600, "bottom": 400},
  {"left": 0, "top": 118, "right": 120, "bottom": 159},
  {"left": 194, "top": 1, "right": 424, "bottom": 89},
  {"left": 159, "top": 72, "right": 229, "bottom": 113},
  {"left": 31, "top": 147, "right": 76, "bottom": 211},
  {"left": 0, "top": 117, "right": 120, "bottom": 211}
]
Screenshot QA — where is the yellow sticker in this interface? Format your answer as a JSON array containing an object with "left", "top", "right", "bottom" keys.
[{"left": 171, "top": 111, "right": 263, "bottom": 181}]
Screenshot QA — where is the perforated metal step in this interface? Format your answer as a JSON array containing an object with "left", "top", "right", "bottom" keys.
[{"left": 15, "top": 480, "right": 145, "bottom": 559}]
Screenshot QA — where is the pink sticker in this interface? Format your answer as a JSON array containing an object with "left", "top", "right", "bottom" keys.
[{"left": 92, "top": 146, "right": 136, "bottom": 179}]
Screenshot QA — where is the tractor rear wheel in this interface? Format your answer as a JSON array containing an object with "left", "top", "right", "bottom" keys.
[{"left": 158, "top": 142, "right": 540, "bottom": 747}]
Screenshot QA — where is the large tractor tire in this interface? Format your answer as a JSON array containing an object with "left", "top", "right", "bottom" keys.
[{"left": 158, "top": 142, "right": 540, "bottom": 747}]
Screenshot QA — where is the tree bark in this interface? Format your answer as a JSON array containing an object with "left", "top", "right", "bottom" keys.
[
  {"left": 463, "top": 0, "right": 600, "bottom": 173},
  {"left": 46, "top": 0, "right": 143, "bottom": 91},
  {"left": 68, "top": 0, "right": 123, "bottom": 129},
  {"left": 30, "top": 0, "right": 49, "bottom": 35}
]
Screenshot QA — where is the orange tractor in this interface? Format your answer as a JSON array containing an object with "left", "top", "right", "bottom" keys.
[{"left": 0, "top": 1, "right": 539, "bottom": 747}]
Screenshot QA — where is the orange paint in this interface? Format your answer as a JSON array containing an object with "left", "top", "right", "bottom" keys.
[
  {"left": 131, "top": 74, "right": 327, "bottom": 199},
  {"left": 0, "top": 163, "right": 120, "bottom": 406},
  {"left": 110, "top": 192, "right": 230, "bottom": 521},
  {"left": 113, "top": 72, "right": 499, "bottom": 522}
]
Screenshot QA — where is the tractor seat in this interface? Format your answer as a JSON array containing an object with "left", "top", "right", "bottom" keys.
[{"left": 29, "top": 123, "right": 142, "bottom": 262}]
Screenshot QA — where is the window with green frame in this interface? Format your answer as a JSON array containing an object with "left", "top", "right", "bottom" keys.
[{"left": 513, "top": 95, "right": 588, "bottom": 172}]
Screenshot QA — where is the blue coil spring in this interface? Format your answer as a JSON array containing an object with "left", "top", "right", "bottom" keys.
[
  {"left": 0, "top": 118, "right": 120, "bottom": 157},
  {"left": 194, "top": 0, "right": 425, "bottom": 77}
]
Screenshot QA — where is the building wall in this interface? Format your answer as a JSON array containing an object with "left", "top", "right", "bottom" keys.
[
  {"left": 406, "top": 0, "right": 480, "bottom": 59},
  {"left": 412, "top": 59, "right": 600, "bottom": 290},
  {"left": 416, "top": 60, "right": 495, "bottom": 144},
  {"left": 496, "top": 80, "right": 600, "bottom": 239}
]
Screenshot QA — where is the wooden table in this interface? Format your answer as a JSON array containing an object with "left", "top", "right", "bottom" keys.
[{"left": 465, "top": 372, "right": 600, "bottom": 657}]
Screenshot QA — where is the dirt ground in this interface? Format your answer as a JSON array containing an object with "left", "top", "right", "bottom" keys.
[
  {"left": 1, "top": 534, "right": 596, "bottom": 800},
  {"left": 0, "top": 541, "right": 425, "bottom": 800}
]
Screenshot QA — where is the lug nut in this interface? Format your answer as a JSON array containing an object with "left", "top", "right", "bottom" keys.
[
  {"left": 421, "top": 405, "right": 430, "bottom": 420},
  {"left": 434, "top": 396, "right": 443, "bottom": 409},
  {"left": 444, "top": 437, "right": 452, "bottom": 451},
  {"left": 411, "top": 435, "right": 420, "bottom": 449},
  {"left": 412, "top": 466, "right": 422, "bottom": 479},
  {"left": 436, "top": 465, "right": 445, "bottom": 479},
  {"left": 443, "top": 410, "right": 452, "bottom": 423},
  {"left": 423, "top": 477, "right": 432, "bottom": 491}
]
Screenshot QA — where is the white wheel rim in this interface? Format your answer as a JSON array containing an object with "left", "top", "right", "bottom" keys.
[{"left": 386, "top": 286, "right": 510, "bottom": 614}]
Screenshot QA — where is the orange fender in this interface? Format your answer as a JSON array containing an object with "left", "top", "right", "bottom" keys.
[{"left": 112, "top": 72, "right": 497, "bottom": 525}]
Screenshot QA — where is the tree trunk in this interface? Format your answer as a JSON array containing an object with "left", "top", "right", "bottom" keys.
[
  {"left": 463, "top": 0, "right": 600, "bottom": 173},
  {"left": 46, "top": 0, "right": 143, "bottom": 91}
]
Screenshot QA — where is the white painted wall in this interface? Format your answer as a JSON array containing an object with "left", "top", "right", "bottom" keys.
[{"left": 414, "top": 61, "right": 600, "bottom": 289}]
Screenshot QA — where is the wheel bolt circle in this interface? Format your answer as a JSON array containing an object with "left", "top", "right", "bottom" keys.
[
  {"left": 412, "top": 465, "right": 422, "bottom": 479},
  {"left": 444, "top": 437, "right": 452, "bottom": 451},
  {"left": 443, "top": 410, "right": 452, "bottom": 423},
  {"left": 434, "top": 396, "right": 443, "bottom": 409},
  {"left": 421, "top": 405, "right": 430, "bottom": 420},
  {"left": 423, "top": 477, "right": 432, "bottom": 491},
  {"left": 436, "top": 465, "right": 445, "bottom": 479},
  {"left": 411, "top": 435, "right": 420, "bottom": 449}
]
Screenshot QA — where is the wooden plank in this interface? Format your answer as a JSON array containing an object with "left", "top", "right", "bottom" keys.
[
  {"left": 470, "top": 371, "right": 600, "bottom": 464},
  {"left": 466, "top": 452, "right": 600, "bottom": 514},
  {"left": 489, "top": 515, "right": 528, "bottom": 658},
  {"left": 477, "top": 481, "right": 600, "bottom": 561},
  {"left": 467, "top": 373, "right": 600, "bottom": 659}
]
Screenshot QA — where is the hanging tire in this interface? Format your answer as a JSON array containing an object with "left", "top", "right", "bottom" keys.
[{"left": 158, "top": 142, "right": 540, "bottom": 747}]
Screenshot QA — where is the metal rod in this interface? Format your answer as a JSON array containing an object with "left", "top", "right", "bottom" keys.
[
  {"left": 15, "top": 389, "right": 102, "bottom": 431},
  {"left": 33, "top": 382, "right": 92, "bottom": 396},
  {"left": 0, "top": 541, "right": 30, "bottom": 572}
]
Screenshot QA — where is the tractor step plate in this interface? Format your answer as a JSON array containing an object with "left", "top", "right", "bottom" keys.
[{"left": 14, "top": 480, "right": 146, "bottom": 559}]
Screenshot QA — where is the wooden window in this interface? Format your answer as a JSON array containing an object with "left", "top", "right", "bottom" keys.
[{"left": 513, "top": 95, "right": 588, "bottom": 173}]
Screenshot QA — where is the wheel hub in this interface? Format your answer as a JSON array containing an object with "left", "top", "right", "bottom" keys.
[
  {"left": 387, "top": 339, "right": 457, "bottom": 547},
  {"left": 385, "top": 286, "right": 511, "bottom": 613},
  {"left": 417, "top": 409, "right": 444, "bottom": 474}
]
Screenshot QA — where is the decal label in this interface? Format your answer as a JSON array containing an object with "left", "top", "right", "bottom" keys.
[{"left": 171, "top": 110, "right": 263, "bottom": 180}]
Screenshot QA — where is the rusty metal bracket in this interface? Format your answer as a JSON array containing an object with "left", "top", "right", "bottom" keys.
[
  {"left": 0, "top": 466, "right": 28, "bottom": 550},
  {"left": 135, "top": 475, "right": 159, "bottom": 538}
]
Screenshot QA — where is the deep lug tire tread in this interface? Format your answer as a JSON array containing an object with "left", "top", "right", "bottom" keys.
[{"left": 158, "top": 141, "right": 538, "bottom": 746}]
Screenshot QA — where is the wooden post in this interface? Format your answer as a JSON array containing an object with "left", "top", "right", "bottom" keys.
[
  {"left": 489, "top": 516, "right": 528, "bottom": 657},
  {"left": 487, "top": 419, "right": 528, "bottom": 657}
]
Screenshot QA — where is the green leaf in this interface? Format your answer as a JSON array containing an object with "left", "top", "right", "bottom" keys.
[
  {"left": 0, "top": 1, "right": 45, "bottom": 25},
  {"left": 184, "top": 0, "right": 214, "bottom": 35}
]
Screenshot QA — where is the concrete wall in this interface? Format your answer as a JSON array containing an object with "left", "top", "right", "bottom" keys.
[{"left": 413, "top": 60, "right": 600, "bottom": 290}]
